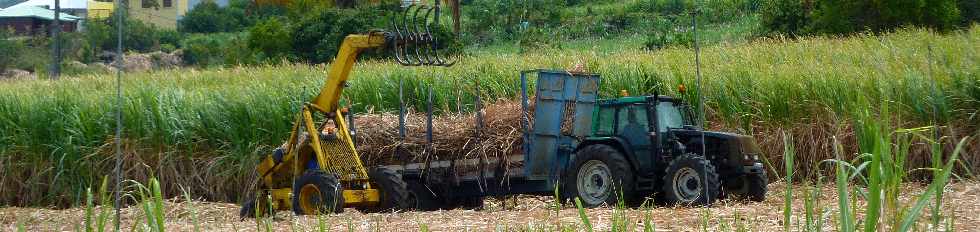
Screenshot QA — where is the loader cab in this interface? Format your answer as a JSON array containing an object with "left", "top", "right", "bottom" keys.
[{"left": 590, "top": 95, "right": 696, "bottom": 174}]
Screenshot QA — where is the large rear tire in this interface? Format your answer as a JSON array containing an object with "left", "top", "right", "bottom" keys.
[
  {"left": 563, "top": 144, "right": 634, "bottom": 208},
  {"left": 358, "top": 167, "right": 411, "bottom": 213},
  {"left": 661, "top": 154, "right": 720, "bottom": 206},
  {"left": 292, "top": 170, "right": 344, "bottom": 215},
  {"left": 406, "top": 179, "right": 441, "bottom": 211}
]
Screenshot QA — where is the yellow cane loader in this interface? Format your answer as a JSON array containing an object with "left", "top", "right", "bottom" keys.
[{"left": 240, "top": 4, "right": 456, "bottom": 217}]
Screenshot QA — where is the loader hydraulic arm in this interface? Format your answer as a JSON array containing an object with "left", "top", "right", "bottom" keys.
[{"left": 311, "top": 32, "right": 388, "bottom": 113}]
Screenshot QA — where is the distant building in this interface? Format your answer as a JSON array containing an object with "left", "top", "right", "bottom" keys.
[
  {"left": 0, "top": 4, "right": 80, "bottom": 35},
  {"left": 129, "top": 0, "right": 226, "bottom": 30},
  {"left": 5, "top": 0, "right": 114, "bottom": 32}
]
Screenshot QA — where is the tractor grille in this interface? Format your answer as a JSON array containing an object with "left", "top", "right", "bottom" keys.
[{"left": 318, "top": 125, "right": 370, "bottom": 182}]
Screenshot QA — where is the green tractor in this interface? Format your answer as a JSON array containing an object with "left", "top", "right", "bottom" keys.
[{"left": 566, "top": 90, "right": 767, "bottom": 206}]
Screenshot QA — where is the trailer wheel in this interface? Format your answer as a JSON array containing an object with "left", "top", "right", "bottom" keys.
[
  {"left": 406, "top": 180, "right": 441, "bottom": 211},
  {"left": 456, "top": 197, "right": 485, "bottom": 210},
  {"left": 358, "top": 167, "right": 411, "bottom": 212},
  {"left": 661, "top": 154, "right": 720, "bottom": 206},
  {"left": 728, "top": 170, "right": 768, "bottom": 202},
  {"left": 292, "top": 170, "right": 344, "bottom": 215},
  {"left": 564, "top": 144, "right": 634, "bottom": 208}
]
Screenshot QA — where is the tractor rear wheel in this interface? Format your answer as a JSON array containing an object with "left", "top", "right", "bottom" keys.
[
  {"left": 727, "top": 170, "right": 768, "bottom": 202},
  {"left": 661, "top": 154, "right": 720, "bottom": 206},
  {"left": 292, "top": 170, "right": 344, "bottom": 215},
  {"left": 358, "top": 167, "right": 411, "bottom": 213},
  {"left": 563, "top": 144, "right": 634, "bottom": 208}
]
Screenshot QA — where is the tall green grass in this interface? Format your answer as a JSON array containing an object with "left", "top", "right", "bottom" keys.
[{"left": 0, "top": 26, "right": 977, "bottom": 206}]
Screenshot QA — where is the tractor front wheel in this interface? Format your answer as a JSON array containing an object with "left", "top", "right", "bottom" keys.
[
  {"left": 661, "top": 154, "right": 720, "bottom": 206},
  {"left": 727, "top": 170, "right": 768, "bottom": 202},
  {"left": 564, "top": 144, "right": 634, "bottom": 208},
  {"left": 292, "top": 170, "right": 344, "bottom": 215}
]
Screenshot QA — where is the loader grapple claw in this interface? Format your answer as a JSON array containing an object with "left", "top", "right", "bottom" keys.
[{"left": 390, "top": 3, "right": 456, "bottom": 67}]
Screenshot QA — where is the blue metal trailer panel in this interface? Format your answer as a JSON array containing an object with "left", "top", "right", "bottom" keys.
[{"left": 523, "top": 70, "right": 600, "bottom": 180}]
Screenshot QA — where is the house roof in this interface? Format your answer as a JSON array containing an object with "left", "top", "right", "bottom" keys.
[
  {"left": 0, "top": 4, "right": 80, "bottom": 20},
  {"left": 11, "top": 0, "right": 87, "bottom": 10}
]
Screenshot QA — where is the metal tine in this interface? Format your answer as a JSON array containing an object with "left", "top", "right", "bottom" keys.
[
  {"left": 425, "top": 2, "right": 447, "bottom": 66},
  {"left": 419, "top": 6, "right": 438, "bottom": 65},
  {"left": 403, "top": 4, "right": 422, "bottom": 66},
  {"left": 411, "top": 5, "right": 432, "bottom": 65},
  {"left": 390, "top": 9, "right": 410, "bottom": 66},
  {"left": 391, "top": 5, "right": 407, "bottom": 65},
  {"left": 421, "top": 5, "right": 440, "bottom": 66},
  {"left": 425, "top": 3, "right": 456, "bottom": 67}
]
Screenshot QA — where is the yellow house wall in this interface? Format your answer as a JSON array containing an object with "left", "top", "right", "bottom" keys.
[
  {"left": 129, "top": 0, "right": 189, "bottom": 29},
  {"left": 87, "top": 0, "right": 115, "bottom": 19}
]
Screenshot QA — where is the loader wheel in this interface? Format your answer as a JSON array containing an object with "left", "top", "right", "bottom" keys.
[
  {"left": 358, "top": 167, "right": 410, "bottom": 213},
  {"left": 563, "top": 144, "right": 634, "bottom": 208},
  {"left": 662, "top": 154, "right": 720, "bottom": 206},
  {"left": 239, "top": 197, "right": 259, "bottom": 219},
  {"left": 292, "top": 170, "right": 344, "bottom": 215},
  {"left": 406, "top": 179, "right": 441, "bottom": 211},
  {"left": 727, "top": 170, "right": 768, "bottom": 202}
]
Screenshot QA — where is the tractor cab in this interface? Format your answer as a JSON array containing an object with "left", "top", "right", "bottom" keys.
[{"left": 589, "top": 95, "right": 698, "bottom": 175}]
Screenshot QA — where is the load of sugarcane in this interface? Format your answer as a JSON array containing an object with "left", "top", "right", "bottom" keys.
[{"left": 353, "top": 99, "right": 529, "bottom": 166}]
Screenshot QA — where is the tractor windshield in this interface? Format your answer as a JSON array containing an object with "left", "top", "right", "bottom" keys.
[{"left": 656, "top": 101, "right": 692, "bottom": 132}]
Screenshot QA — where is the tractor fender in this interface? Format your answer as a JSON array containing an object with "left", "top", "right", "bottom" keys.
[{"left": 573, "top": 138, "right": 640, "bottom": 172}]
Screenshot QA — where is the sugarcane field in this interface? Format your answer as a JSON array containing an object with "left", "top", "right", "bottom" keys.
[{"left": 1, "top": 0, "right": 979, "bottom": 231}]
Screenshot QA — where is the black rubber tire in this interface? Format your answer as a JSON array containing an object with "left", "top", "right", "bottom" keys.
[
  {"left": 358, "top": 167, "right": 411, "bottom": 213},
  {"left": 728, "top": 170, "right": 768, "bottom": 202},
  {"left": 292, "top": 170, "right": 344, "bottom": 215},
  {"left": 563, "top": 144, "right": 635, "bottom": 208},
  {"left": 239, "top": 197, "right": 257, "bottom": 219},
  {"left": 405, "top": 180, "right": 441, "bottom": 211},
  {"left": 456, "top": 197, "right": 485, "bottom": 210},
  {"left": 661, "top": 154, "right": 721, "bottom": 206}
]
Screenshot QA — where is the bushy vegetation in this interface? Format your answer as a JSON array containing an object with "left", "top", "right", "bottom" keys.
[
  {"left": 247, "top": 18, "right": 293, "bottom": 62},
  {"left": 178, "top": 0, "right": 250, "bottom": 33},
  {"left": 0, "top": 30, "right": 20, "bottom": 73},
  {"left": 180, "top": 32, "right": 255, "bottom": 67},
  {"left": 0, "top": 26, "right": 976, "bottom": 206},
  {"left": 761, "top": 0, "right": 977, "bottom": 36},
  {"left": 84, "top": 17, "right": 181, "bottom": 54}
]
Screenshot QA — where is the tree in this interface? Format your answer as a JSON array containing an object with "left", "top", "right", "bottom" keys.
[
  {"left": 178, "top": 0, "right": 244, "bottom": 33},
  {"left": 247, "top": 17, "right": 292, "bottom": 62}
]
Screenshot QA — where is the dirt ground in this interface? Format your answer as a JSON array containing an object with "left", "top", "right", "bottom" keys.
[{"left": 1, "top": 181, "right": 978, "bottom": 232}]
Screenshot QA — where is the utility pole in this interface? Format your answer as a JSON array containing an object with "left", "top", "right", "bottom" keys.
[
  {"left": 49, "top": 0, "right": 61, "bottom": 79},
  {"left": 451, "top": 0, "right": 460, "bottom": 35},
  {"left": 112, "top": 0, "right": 126, "bottom": 229}
]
